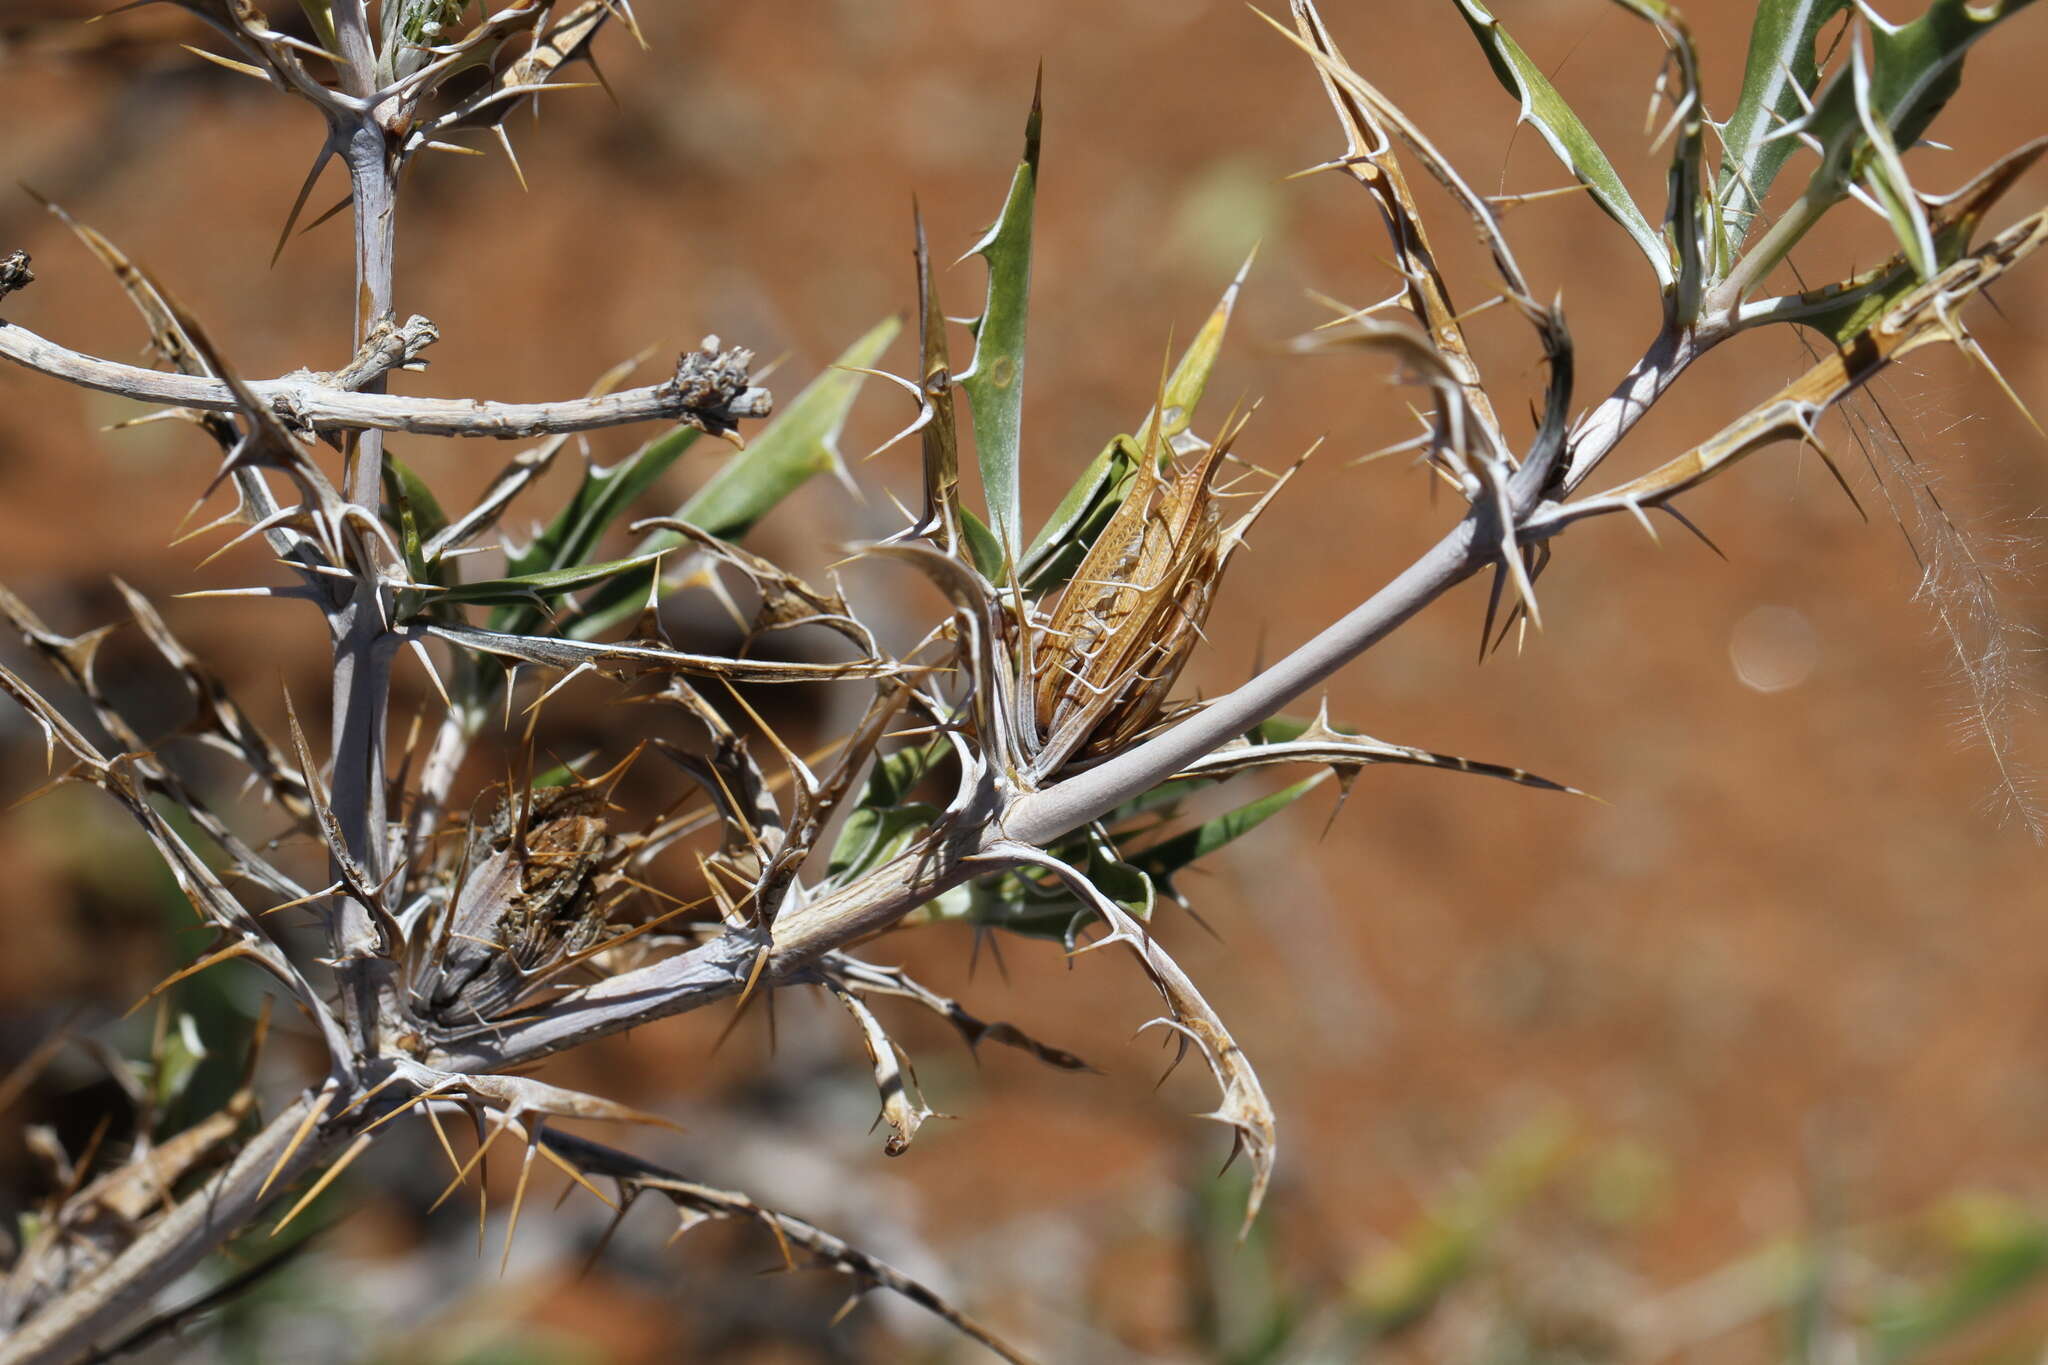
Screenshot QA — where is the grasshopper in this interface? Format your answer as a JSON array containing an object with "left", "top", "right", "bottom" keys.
[
  {"left": 1032, "top": 405, "right": 1254, "bottom": 773},
  {"left": 421, "top": 783, "right": 615, "bottom": 1023}
]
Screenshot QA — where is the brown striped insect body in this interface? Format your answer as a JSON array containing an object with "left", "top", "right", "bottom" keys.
[
  {"left": 1033, "top": 411, "right": 1246, "bottom": 772},
  {"left": 425, "top": 784, "right": 612, "bottom": 1020}
]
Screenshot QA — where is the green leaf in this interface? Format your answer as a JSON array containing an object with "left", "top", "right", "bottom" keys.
[
  {"left": 960, "top": 508, "right": 1007, "bottom": 582},
  {"left": 505, "top": 428, "right": 703, "bottom": 589},
  {"left": 1714, "top": 0, "right": 1851, "bottom": 267},
  {"left": 425, "top": 550, "right": 667, "bottom": 609},
  {"left": 1108, "top": 772, "right": 1214, "bottom": 824},
  {"left": 906, "top": 869, "right": 1060, "bottom": 939},
  {"left": 1851, "top": 40, "right": 1936, "bottom": 280},
  {"left": 1451, "top": 0, "right": 1673, "bottom": 288},
  {"left": 380, "top": 455, "right": 449, "bottom": 584},
  {"left": 827, "top": 739, "right": 949, "bottom": 885},
  {"left": 489, "top": 424, "right": 702, "bottom": 636},
  {"left": 828, "top": 801, "right": 940, "bottom": 885},
  {"left": 563, "top": 317, "right": 900, "bottom": 639},
  {"left": 1611, "top": 0, "right": 1711, "bottom": 319},
  {"left": 1019, "top": 254, "right": 1251, "bottom": 590},
  {"left": 1738, "top": 137, "right": 2046, "bottom": 341},
  {"left": 1774, "top": 0, "right": 2039, "bottom": 250},
  {"left": 1867, "top": 0, "right": 2039, "bottom": 157},
  {"left": 682, "top": 316, "right": 901, "bottom": 541},
  {"left": 864, "top": 739, "right": 949, "bottom": 808},
  {"left": 1137, "top": 247, "right": 1253, "bottom": 453},
  {"left": 917, "top": 832, "right": 1154, "bottom": 944},
  {"left": 296, "top": 0, "right": 338, "bottom": 53},
  {"left": 152, "top": 1012, "right": 208, "bottom": 1111},
  {"left": 1066, "top": 842, "right": 1154, "bottom": 927},
  {"left": 1872, "top": 1195, "right": 2048, "bottom": 1362},
  {"left": 1130, "top": 775, "right": 1327, "bottom": 899},
  {"left": 1019, "top": 435, "right": 1137, "bottom": 593},
  {"left": 1250, "top": 715, "right": 1322, "bottom": 744},
  {"left": 958, "top": 72, "right": 1042, "bottom": 570},
  {"left": 912, "top": 201, "right": 962, "bottom": 545},
  {"left": 1763, "top": 260, "right": 1910, "bottom": 343}
]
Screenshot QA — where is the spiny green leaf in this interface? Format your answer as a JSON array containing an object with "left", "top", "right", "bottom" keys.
[
  {"left": 490, "top": 424, "right": 703, "bottom": 635},
  {"left": 958, "top": 70, "right": 1042, "bottom": 570},
  {"left": 1868, "top": 0, "right": 2039, "bottom": 157},
  {"left": 1739, "top": 137, "right": 2045, "bottom": 341},
  {"left": 1714, "top": 0, "right": 1851, "bottom": 268},
  {"left": 1852, "top": 41, "right": 1936, "bottom": 280},
  {"left": 1019, "top": 253, "right": 1252, "bottom": 591},
  {"left": 1137, "top": 247, "right": 1254, "bottom": 453},
  {"left": 919, "top": 833, "right": 1153, "bottom": 944},
  {"left": 1611, "top": 0, "right": 1710, "bottom": 319},
  {"left": 425, "top": 550, "right": 667, "bottom": 609},
  {"left": 1774, "top": 0, "right": 2039, "bottom": 250},
  {"left": 910, "top": 869, "right": 1073, "bottom": 940},
  {"left": 912, "top": 200, "right": 962, "bottom": 547},
  {"left": 1451, "top": 0, "right": 1673, "bottom": 288}
]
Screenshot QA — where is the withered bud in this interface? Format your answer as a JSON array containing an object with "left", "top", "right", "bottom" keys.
[
  {"left": 329, "top": 313, "right": 440, "bottom": 391},
  {"left": 664, "top": 337, "right": 770, "bottom": 439},
  {"left": 0, "top": 251, "right": 34, "bottom": 299}
]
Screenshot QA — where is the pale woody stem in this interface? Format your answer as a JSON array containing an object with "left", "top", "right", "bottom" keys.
[
  {"left": 0, "top": 321, "right": 771, "bottom": 438},
  {"left": 328, "top": 14, "right": 398, "bottom": 1058}
]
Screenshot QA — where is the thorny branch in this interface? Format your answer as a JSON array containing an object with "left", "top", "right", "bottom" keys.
[
  {"left": 2, "top": 0, "right": 2044, "bottom": 1361},
  {"left": 0, "top": 319, "right": 773, "bottom": 439}
]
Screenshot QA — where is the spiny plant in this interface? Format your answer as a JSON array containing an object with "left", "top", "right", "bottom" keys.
[{"left": 0, "top": 1, "right": 2042, "bottom": 1361}]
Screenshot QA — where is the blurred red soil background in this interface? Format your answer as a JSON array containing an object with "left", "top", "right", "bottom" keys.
[{"left": 3, "top": 2, "right": 2048, "bottom": 1361}]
